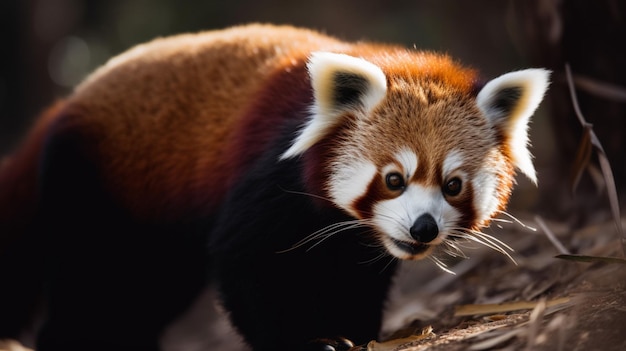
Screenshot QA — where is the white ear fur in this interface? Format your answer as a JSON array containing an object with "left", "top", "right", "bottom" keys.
[
  {"left": 476, "top": 69, "right": 550, "bottom": 184},
  {"left": 280, "top": 52, "right": 387, "bottom": 160}
]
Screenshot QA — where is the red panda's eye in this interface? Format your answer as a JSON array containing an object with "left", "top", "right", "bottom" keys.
[
  {"left": 385, "top": 173, "right": 405, "bottom": 191},
  {"left": 443, "top": 177, "right": 462, "bottom": 196}
]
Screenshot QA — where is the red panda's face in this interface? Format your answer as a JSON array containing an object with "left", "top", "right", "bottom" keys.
[
  {"left": 324, "top": 87, "right": 513, "bottom": 260},
  {"left": 282, "top": 52, "right": 549, "bottom": 261}
]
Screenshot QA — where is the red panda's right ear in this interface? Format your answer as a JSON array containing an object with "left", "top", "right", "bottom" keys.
[
  {"left": 280, "top": 52, "right": 387, "bottom": 160},
  {"left": 476, "top": 69, "right": 550, "bottom": 184}
]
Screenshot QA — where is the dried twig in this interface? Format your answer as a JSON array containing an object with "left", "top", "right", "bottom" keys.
[
  {"left": 454, "top": 297, "right": 571, "bottom": 317},
  {"left": 573, "top": 73, "right": 626, "bottom": 102},
  {"left": 534, "top": 215, "right": 570, "bottom": 255},
  {"left": 565, "top": 63, "right": 625, "bottom": 257},
  {"left": 525, "top": 298, "right": 547, "bottom": 351}
]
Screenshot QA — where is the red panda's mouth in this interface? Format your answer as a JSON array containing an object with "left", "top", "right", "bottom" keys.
[{"left": 390, "top": 238, "right": 430, "bottom": 256}]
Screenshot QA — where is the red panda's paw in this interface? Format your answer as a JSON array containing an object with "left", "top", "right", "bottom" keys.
[{"left": 304, "top": 336, "right": 363, "bottom": 351}]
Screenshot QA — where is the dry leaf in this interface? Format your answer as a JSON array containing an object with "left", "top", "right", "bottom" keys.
[
  {"left": 454, "top": 297, "right": 571, "bottom": 317},
  {"left": 366, "top": 327, "right": 434, "bottom": 351},
  {"left": 467, "top": 329, "right": 522, "bottom": 350},
  {"left": 535, "top": 215, "right": 570, "bottom": 255},
  {"left": 555, "top": 254, "right": 626, "bottom": 264}
]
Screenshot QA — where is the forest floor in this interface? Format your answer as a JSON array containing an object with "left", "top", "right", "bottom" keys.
[{"left": 373, "top": 213, "right": 626, "bottom": 351}]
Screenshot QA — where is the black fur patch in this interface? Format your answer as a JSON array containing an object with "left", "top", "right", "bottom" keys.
[
  {"left": 333, "top": 72, "right": 368, "bottom": 108},
  {"left": 210, "top": 129, "right": 396, "bottom": 349},
  {"left": 492, "top": 86, "right": 523, "bottom": 115}
]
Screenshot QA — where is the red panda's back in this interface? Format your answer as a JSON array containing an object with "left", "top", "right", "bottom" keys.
[{"left": 58, "top": 24, "right": 346, "bottom": 220}]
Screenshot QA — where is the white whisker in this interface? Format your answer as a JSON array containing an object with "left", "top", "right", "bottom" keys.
[
  {"left": 359, "top": 249, "right": 387, "bottom": 265},
  {"left": 305, "top": 223, "right": 364, "bottom": 252},
  {"left": 468, "top": 231, "right": 516, "bottom": 264},
  {"left": 445, "top": 226, "right": 517, "bottom": 265},
  {"left": 441, "top": 239, "right": 469, "bottom": 259},
  {"left": 429, "top": 255, "right": 456, "bottom": 275},
  {"left": 374, "top": 202, "right": 411, "bottom": 232},
  {"left": 276, "top": 220, "right": 369, "bottom": 253},
  {"left": 470, "top": 229, "right": 515, "bottom": 253},
  {"left": 278, "top": 186, "right": 335, "bottom": 204},
  {"left": 378, "top": 255, "right": 398, "bottom": 273},
  {"left": 496, "top": 210, "right": 537, "bottom": 232}
]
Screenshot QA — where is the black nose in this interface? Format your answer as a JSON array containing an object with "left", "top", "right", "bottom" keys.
[{"left": 410, "top": 214, "right": 438, "bottom": 243}]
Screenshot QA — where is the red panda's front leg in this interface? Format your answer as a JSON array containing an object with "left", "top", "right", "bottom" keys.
[
  {"left": 304, "top": 337, "right": 360, "bottom": 351},
  {"left": 210, "top": 146, "right": 397, "bottom": 351}
]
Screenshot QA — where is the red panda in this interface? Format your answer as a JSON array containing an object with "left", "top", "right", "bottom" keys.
[{"left": 0, "top": 24, "right": 549, "bottom": 350}]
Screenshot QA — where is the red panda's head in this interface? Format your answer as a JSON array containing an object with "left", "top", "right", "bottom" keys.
[{"left": 281, "top": 51, "right": 549, "bottom": 261}]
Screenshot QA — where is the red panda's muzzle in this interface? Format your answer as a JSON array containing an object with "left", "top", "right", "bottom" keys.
[
  {"left": 409, "top": 213, "right": 439, "bottom": 243},
  {"left": 389, "top": 238, "right": 430, "bottom": 257},
  {"left": 388, "top": 214, "right": 439, "bottom": 257}
]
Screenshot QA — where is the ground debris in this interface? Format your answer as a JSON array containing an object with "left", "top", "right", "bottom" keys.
[{"left": 380, "top": 214, "right": 626, "bottom": 351}]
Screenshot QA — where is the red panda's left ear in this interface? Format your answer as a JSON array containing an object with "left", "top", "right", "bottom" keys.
[
  {"left": 476, "top": 69, "right": 551, "bottom": 184},
  {"left": 280, "top": 52, "right": 387, "bottom": 160}
]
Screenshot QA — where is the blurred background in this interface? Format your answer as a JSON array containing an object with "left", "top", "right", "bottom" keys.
[{"left": 1, "top": 0, "right": 625, "bottom": 224}]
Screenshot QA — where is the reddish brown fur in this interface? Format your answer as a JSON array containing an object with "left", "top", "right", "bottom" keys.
[
  {"left": 315, "top": 63, "right": 489, "bottom": 227},
  {"left": 296, "top": 49, "right": 518, "bottom": 232},
  {"left": 0, "top": 24, "right": 510, "bottom": 230},
  {"left": 55, "top": 25, "right": 347, "bottom": 220}
]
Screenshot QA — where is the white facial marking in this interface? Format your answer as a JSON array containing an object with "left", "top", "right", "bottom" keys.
[
  {"left": 373, "top": 184, "right": 461, "bottom": 258},
  {"left": 442, "top": 150, "right": 464, "bottom": 178},
  {"left": 372, "top": 149, "right": 482, "bottom": 260},
  {"left": 472, "top": 168, "right": 499, "bottom": 223},
  {"left": 473, "top": 151, "right": 504, "bottom": 222},
  {"left": 329, "top": 159, "right": 377, "bottom": 218},
  {"left": 394, "top": 148, "right": 418, "bottom": 178}
]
